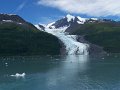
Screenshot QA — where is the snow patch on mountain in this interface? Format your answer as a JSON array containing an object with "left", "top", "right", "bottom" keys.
[
  {"left": 46, "top": 22, "right": 55, "bottom": 29},
  {"left": 35, "top": 25, "right": 42, "bottom": 30},
  {"left": 2, "top": 20, "right": 13, "bottom": 22},
  {"left": 18, "top": 23, "right": 22, "bottom": 25},
  {"left": 77, "top": 21, "right": 84, "bottom": 24},
  {"left": 77, "top": 16, "right": 86, "bottom": 24},
  {"left": 91, "top": 18, "right": 98, "bottom": 20},
  {"left": 38, "top": 23, "right": 46, "bottom": 27},
  {"left": 0, "top": 13, "right": 16, "bottom": 16}
]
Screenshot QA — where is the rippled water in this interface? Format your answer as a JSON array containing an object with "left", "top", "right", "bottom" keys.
[{"left": 0, "top": 54, "right": 120, "bottom": 90}]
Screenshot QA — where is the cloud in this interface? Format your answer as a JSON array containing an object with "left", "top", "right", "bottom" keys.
[
  {"left": 38, "top": 0, "right": 120, "bottom": 17},
  {"left": 16, "top": 2, "right": 26, "bottom": 12}
]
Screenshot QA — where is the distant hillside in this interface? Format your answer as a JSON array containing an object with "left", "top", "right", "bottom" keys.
[
  {"left": 0, "top": 14, "right": 61, "bottom": 55},
  {"left": 71, "top": 21, "right": 120, "bottom": 53}
]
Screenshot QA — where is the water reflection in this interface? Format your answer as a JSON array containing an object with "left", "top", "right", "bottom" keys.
[
  {"left": 46, "top": 55, "right": 89, "bottom": 89},
  {"left": 63, "top": 55, "right": 89, "bottom": 72}
]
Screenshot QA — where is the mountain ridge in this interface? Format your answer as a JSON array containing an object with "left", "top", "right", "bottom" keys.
[{"left": 36, "top": 14, "right": 115, "bottom": 32}]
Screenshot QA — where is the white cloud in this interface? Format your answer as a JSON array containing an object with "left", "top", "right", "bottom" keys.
[
  {"left": 16, "top": 2, "right": 26, "bottom": 12},
  {"left": 38, "top": 0, "right": 120, "bottom": 17}
]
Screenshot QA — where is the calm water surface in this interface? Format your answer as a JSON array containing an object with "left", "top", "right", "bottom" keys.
[{"left": 0, "top": 54, "right": 120, "bottom": 90}]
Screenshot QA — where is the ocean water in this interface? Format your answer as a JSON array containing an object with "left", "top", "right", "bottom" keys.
[{"left": 0, "top": 54, "right": 120, "bottom": 90}]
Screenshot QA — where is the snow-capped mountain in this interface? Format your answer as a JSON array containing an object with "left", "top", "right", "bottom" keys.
[
  {"left": 47, "top": 14, "right": 87, "bottom": 29},
  {"left": 36, "top": 14, "right": 116, "bottom": 33},
  {"left": 35, "top": 14, "right": 99, "bottom": 32}
]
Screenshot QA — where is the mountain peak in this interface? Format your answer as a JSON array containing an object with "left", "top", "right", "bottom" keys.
[{"left": 66, "top": 14, "right": 75, "bottom": 22}]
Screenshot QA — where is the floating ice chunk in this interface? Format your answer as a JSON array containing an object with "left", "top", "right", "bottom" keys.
[
  {"left": 5, "top": 62, "right": 8, "bottom": 67},
  {"left": 5, "top": 63, "right": 8, "bottom": 65},
  {"left": 10, "top": 73, "right": 26, "bottom": 77}
]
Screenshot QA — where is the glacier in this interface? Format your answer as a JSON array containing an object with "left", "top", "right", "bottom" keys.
[
  {"left": 45, "top": 28, "right": 89, "bottom": 55},
  {"left": 35, "top": 14, "right": 90, "bottom": 55}
]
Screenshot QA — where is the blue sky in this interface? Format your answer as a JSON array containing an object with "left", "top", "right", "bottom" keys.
[{"left": 0, "top": 0, "right": 120, "bottom": 24}]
